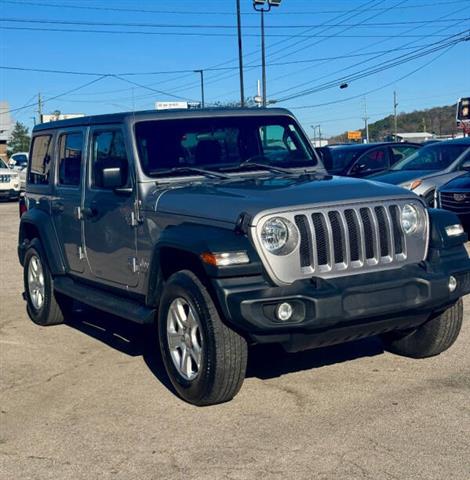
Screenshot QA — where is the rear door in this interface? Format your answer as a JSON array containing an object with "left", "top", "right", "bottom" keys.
[
  {"left": 52, "top": 129, "right": 86, "bottom": 274},
  {"left": 83, "top": 126, "right": 138, "bottom": 287}
]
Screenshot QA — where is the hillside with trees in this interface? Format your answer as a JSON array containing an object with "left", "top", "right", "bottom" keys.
[{"left": 330, "top": 104, "right": 459, "bottom": 143}]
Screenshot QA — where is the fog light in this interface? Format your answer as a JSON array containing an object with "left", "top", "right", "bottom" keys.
[
  {"left": 276, "top": 302, "right": 293, "bottom": 321},
  {"left": 448, "top": 276, "right": 457, "bottom": 293}
]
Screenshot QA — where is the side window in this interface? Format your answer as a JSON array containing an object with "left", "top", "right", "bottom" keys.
[
  {"left": 92, "top": 130, "right": 129, "bottom": 189},
  {"left": 58, "top": 132, "right": 83, "bottom": 186},
  {"left": 354, "top": 148, "right": 388, "bottom": 174},
  {"left": 390, "top": 145, "right": 419, "bottom": 165},
  {"left": 29, "top": 135, "right": 53, "bottom": 185}
]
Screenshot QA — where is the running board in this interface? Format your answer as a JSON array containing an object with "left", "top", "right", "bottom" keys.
[{"left": 54, "top": 276, "right": 156, "bottom": 324}]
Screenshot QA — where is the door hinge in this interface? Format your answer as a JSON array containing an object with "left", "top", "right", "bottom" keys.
[
  {"left": 130, "top": 211, "right": 140, "bottom": 227},
  {"left": 75, "top": 206, "right": 83, "bottom": 220},
  {"left": 128, "top": 257, "right": 139, "bottom": 273}
]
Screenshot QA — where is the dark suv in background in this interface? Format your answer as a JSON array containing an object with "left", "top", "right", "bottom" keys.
[
  {"left": 318, "top": 142, "right": 420, "bottom": 177},
  {"left": 17, "top": 108, "right": 470, "bottom": 405}
]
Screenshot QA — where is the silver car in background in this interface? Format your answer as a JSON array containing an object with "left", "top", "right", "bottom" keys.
[{"left": 369, "top": 138, "right": 470, "bottom": 206}]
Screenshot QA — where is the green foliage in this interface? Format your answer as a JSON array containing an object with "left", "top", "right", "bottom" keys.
[
  {"left": 7, "top": 122, "right": 31, "bottom": 155},
  {"left": 330, "top": 104, "right": 458, "bottom": 143}
]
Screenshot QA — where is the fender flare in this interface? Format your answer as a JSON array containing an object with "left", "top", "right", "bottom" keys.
[
  {"left": 145, "top": 223, "right": 262, "bottom": 307},
  {"left": 18, "top": 208, "right": 66, "bottom": 275}
]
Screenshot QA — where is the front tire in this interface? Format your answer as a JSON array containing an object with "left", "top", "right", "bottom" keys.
[
  {"left": 382, "top": 299, "right": 463, "bottom": 358},
  {"left": 23, "top": 239, "right": 72, "bottom": 326},
  {"left": 158, "top": 270, "right": 248, "bottom": 406}
]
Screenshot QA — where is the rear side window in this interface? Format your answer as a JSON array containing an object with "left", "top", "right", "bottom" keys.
[
  {"left": 390, "top": 145, "right": 419, "bottom": 165},
  {"left": 29, "top": 135, "right": 53, "bottom": 185},
  {"left": 58, "top": 132, "right": 83, "bottom": 186}
]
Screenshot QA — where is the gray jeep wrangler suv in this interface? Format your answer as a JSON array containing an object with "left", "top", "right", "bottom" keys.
[{"left": 18, "top": 108, "right": 470, "bottom": 405}]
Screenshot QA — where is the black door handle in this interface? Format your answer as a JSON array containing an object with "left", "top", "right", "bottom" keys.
[
  {"left": 82, "top": 207, "right": 98, "bottom": 218},
  {"left": 51, "top": 202, "right": 64, "bottom": 214}
]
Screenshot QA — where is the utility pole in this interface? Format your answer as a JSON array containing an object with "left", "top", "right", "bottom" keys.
[
  {"left": 393, "top": 90, "right": 398, "bottom": 140},
  {"left": 362, "top": 97, "right": 370, "bottom": 143},
  {"left": 194, "top": 69, "right": 205, "bottom": 108},
  {"left": 37, "top": 92, "right": 43, "bottom": 124},
  {"left": 236, "top": 0, "right": 245, "bottom": 107}
]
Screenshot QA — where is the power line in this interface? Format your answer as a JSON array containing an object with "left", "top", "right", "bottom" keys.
[
  {"left": 0, "top": 43, "right": 441, "bottom": 77},
  {"left": 2, "top": 0, "right": 469, "bottom": 16},
  {"left": 2, "top": 16, "right": 468, "bottom": 29},
  {"left": 269, "top": 9, "right": 470, "bottom": 98},
  {"left": 1, "top": 24, "right": 461, "bottom": 38},
  {"left": 201, "top": 0, "right": 403, "bottom": 99},
  {"left": 174, "top": 1, "right": 391, "bottom": 98},
  {"left": 5, "top": 75, "right": 109, "bottom": 114},
  {"left": 286, "top": 44, "right": 459, "bottom": 111},
  {"left": 277, "top": 31, "right": 469, "bottom": 103}
]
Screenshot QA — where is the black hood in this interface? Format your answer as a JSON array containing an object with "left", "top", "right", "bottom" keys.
[{"left": 151, "top": 174, "right": 416, "bottom": 224}]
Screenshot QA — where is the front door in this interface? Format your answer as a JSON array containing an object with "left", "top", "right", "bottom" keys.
[
  {"left": 52, "top": 129, "right": 86, "bottom": 274},
  {"left": 83, "top": 126, "right": 138, "bottom": 287}
]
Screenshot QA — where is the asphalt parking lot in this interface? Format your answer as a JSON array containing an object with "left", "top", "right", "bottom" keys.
[{"left": 1, "top": 201, "right": 469, "bottom": 480}]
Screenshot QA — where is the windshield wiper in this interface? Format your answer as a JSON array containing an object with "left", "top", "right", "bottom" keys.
[
  {"left": 221, "top": 155, "right": 295, "bottom": 175},
  {"left": 149, "top": 166, "right": 229, "bottom": 179}
]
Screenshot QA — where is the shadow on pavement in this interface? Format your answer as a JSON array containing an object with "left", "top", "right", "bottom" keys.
[{"left": 65, "top": 305, "right": 385, "bottom": 394}]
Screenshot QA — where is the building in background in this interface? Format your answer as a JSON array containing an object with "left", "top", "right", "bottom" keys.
[
  {"left": 394, "top": 132, "right": 435, "bottom": 143},
  {"left": 0, "top": 102, "right": 14, "bottom": 160}
]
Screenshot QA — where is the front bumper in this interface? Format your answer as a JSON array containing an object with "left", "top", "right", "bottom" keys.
[
  {"left": 212, "top": 243, "right": 470, "bottom": 351},
  {"left": 0, "top": 188, "right": 20, "bottom": 199}
]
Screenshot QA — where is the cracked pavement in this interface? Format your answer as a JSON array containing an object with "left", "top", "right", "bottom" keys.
[{"left": 1, "top": 202, "right": 469, "bottom": 480}]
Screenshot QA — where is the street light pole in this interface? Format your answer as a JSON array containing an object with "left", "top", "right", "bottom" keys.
[
  {"left": 393, "top": 90, "right": 398, "bottom": 140},
  {"left": 260, "top": 8, "right": 267, "bottom": 107},
  {"left": 194, "top": 69, "right": 205, "bottom": 108},
  {"left": 236, "top": 0, "right": 245, "bottom": 107},
  {"left": 253, "top": 1, "right": 282, "bottom": 108}
]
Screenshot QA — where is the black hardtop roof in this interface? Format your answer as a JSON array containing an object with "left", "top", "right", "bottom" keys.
[{"left": 32, "top": 107, "right": 295, "bottom": 132}]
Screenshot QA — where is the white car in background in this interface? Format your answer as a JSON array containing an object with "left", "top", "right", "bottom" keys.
[
  {"left": 9, "top": 152, "right": 29, "bottom": 191},
  {"left": 0, "top": 157, "right": 21, "bottom": 200}
]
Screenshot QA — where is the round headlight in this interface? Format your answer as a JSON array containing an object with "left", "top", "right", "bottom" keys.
[
  {"left": 401, "top": 204, "right": 419, "bottom": 235},
  {"left": 261, "top": 217, "right": 299, "bottom": 255}
]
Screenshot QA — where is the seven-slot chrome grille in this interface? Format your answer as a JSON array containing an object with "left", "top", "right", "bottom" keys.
[
  {"left": 252, "top": 199, "right": 428, "bottom": 285},
  {"left": 439, "top": 191, "right": 470, "bottom": 215}
]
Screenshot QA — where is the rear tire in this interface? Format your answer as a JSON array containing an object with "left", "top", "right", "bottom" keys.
[
  {"left": 158, "top": 270, "right": 248, "bottom": 406},
  {"left": 382, "top": 299, "right": 463, "bottom": 358},
  {"left": 23, "top": 239, "right": 72, "bottom": 326}
]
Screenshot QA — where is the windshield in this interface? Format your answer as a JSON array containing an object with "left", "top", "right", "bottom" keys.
[
  {"left": 12, "top": 154, "right": 28, "bottom": 167},
  {"left": 135, "top": 116, "right": 317, "bottom": 176},
  {"left": 391, "top": 143, "right": 469, "bottom": 171},
  {"left": 320, "top": 147, "right": 363, "bottom": 174},
  {"left": 0, "top": 158, "right": 8, "bottom": 169}
]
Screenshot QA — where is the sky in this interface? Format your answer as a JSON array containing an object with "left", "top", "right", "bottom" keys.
[{"left": 1, "top": 0, "right": 469, "bottom": 137}]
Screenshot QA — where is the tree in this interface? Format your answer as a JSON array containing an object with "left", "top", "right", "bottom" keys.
[{"left": 7, "top": 121, "right": 31, "bottom": 155}]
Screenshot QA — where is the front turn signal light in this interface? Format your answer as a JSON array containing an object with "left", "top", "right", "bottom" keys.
[{"left": 201, "top": 251, "right": 250, "bottom": 267}]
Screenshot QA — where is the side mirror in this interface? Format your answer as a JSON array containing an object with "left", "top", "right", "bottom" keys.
[
  {"left": 461, "top": 160, "right": 470, "bottom": 171},
  {"left": 102, "top": 166, "right": 126, "bottom": 189}
]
